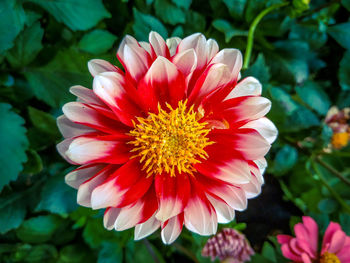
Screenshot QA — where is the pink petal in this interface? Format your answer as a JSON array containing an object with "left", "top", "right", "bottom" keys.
[
  {"left": 327, "top": 230, "right": 346, "bottom": 254},
  {"left": 277, "top": 235, "right": 293, "bottom": 245},
  {"left": 302, "top": 216, "right": 319, "bottom": 254},
  {"left": 281, "top": 243, "right": 302, "bottom": 261},
  {"left": 322, "top": 222, "right": 342, "bottom": 252}
]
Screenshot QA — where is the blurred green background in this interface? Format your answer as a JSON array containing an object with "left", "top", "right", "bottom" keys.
[{"left": 1, "top": 0, "right": 350, "bottom": 262}]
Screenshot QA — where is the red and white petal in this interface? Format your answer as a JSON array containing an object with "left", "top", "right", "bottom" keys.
[
  {"left": 77, "top": 165, "right": 115, "bottom": 207},
  {"left": 206, "top": 195, "right": 235, "bottom": 224},
  {"left": 70, "top": 85, "right": 105, "bottom": 106},
  {"left": 62, "top": 102, "right": 126, "bottom": 134},
  {"left": 93, "top": 72, "right": 141, "bottom": 126},
  {"left": 211, "top": 48, "right": 242, "bottom": 80},
  {"left": 226, "top": 77, "right": 262, "bottom": 100},
  {"left": 117, "top": 35, "right": 152, "bottom": 83},
  {"left": 114, "top": 190, "right": 158, "bottom": 231},
  {"left": 205, "top": 39, "right": 219, "bottom": 62},
  {"left": 57, "top": 115, "right": 96, "bottom": 138},
  {"left": 155, "top": 173, "right": 190, "bottom": 222},
  {"left": 149, "top": 31, "right": 170, "bottom": 59},
  {"left": 189, "top": 63, "right": 231, "bottom": 105},
  {"left": 104, "top": 207, "right": 121, "bottom": 230},
  {"left": 172, "top": 49, "right": 197, "bottom": 80},
  {"left": 138, "top": 56, "right": 186, "bottom": 111},
  {"left": 88, "top": 59, "right": 121, "bottom": 77},
  {"left": 65, "top": 164, "right": 105, "bottom": 189},
  {"left": 195, "top": 157, "right": 252, "bottom": 185},
  {"left": 241, "top": 117, "right": 278, "bottom": 144},
  {"left": 177, "top": 33, "right": 207, "bottom": 70},
  {"left": 239, "top": 174, "right": 262, "bottom": 198},
  {"left": 254, "top": 158, "right": 267, "bottom": 176},
  {"left": 184, "top": 189, "right": 217, "bottom": 236},
  {"left": 91, "top": 159, "right": 152, "bottom": 209},
  {"left": 161, "top": 213, "right": 184, "bottom": 244},
  {"left": 57, "top": 138, "right": 78, "bottom": 165},
  {"left": 134, "top": 213, "right": 161, "bottom": 240},
  {"left": 139, "top": 41, "right": 151, "bottom": 54},
  {"left": 65, "top": 135, "right": 131, "bottom": 165},
  {"left": 166, "top": 37, "right": 181, "bottom": 56}
]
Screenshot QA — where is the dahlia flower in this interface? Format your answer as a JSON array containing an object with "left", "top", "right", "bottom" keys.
[
  {"left": 277, "top": 216, "right": 350, "bottom": 263},
  {"left": 325, "top": 106, "right": 350, "bottom": 149},
  {"left": 57, "top": 32, "right": 277, "bottom": 244},
  {"left": 202, "top": 228, "right": 254, "bottom": 263}
]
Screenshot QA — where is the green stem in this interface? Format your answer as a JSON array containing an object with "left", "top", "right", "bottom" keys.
[
  {"left": 316, "top": 155, "right": 350, "bottom": 187},
  {"left": 311, "top": 159, "right": 350, "bottom": 213},
  {"left": 242, "top": 2, "right": 289, "bottom": 69}
]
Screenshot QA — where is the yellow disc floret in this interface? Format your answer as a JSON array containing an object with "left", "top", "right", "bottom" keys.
[
  {"left": 129, "top": 100, "right": 213, "bottom": 177},
  {"left": 331, "top": 132, "right": 349, "bottom": 149},
  {"left": 320, "top": 252, "right": 341, "bottom": 263}
]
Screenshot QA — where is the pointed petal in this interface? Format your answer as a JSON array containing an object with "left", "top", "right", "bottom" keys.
[
  {"left": 177, "top": 33, "right": 207, "bottom": 70},
  {"left": 172, "top": 48, "right": 197, "bottom": 79},
  {"left": 57, "top": 115, "right": 96, "bottom": 138},
  {"left": 205, "top": 39, "right": 219, "bottom": 62},
  {"left": 161, "top": 213, "right": 184, "bottom": 244},
  {"left": 226, "top": 77, "right": 262, "bottom": 99},
  {"left": 88, "top": 59, "right": 121, "bottom": 77},
  {"left": 70, "top": 85, "right": 105, "bottom": 106},
  {"left": 104, "top": 207, "right": 121, "bottom": 230},
  {"left": 65, "top": 164, "right": 105, "bottom": 189},
  {"left": 57, "top": 138, "right": 78, "bottom": 164},
  {"left": 166, "top": 37, "right": 181, "bottom": 56},
  {"left": 241, "top": 117, "right": 278, "bottom": 144},
  {"left": 206, "top": 194, "right": 235, "bottom": 223},
  {"left": 149, "top": 31, "right": 170, "bottom": 58},
  {"left": 134, "top": 213, "right": 161, "bottom": 240},
  {"left": 211, "top": 48, "right": 242, "bottom": 80},
  {"left": 155, "top": 173, "right": 190, "bottom": 222}
]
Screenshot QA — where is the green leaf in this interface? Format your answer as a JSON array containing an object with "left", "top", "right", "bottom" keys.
[
  {"left": 285, "top": 106, "right": 320, "bottom": 131},
  {"left": 273, "top": 145, "right": 298, "bottom": 175},
  {"left": 295, "top": 81, "right": 331, "bottom": 115},
  {"left": 184, "top": 11, "right": 206, "bottom": 34},
  {"left": 269, "top": 87, "right": 299, "bottom": 115},
  {"left": 98, "top": 242, "right": 123, "bottom": 263},
  {"left": 36, "top": 174, "right": 78, "bottom": 216},
  {"left": 12, "top": 244, "right": 58, "bottom": 263},
  {"left": 28, "top": 0, "right": 110, "bottom": 31},
  {"left": 0, "top": 0, "right": 26, "bottom": 53},
  {"left": 0, "top": 103, "right": 28, "bottom": 192},
  {"left": 24, "top": 48, "right": 96, "bottom": 107},
  {"left": 79, "top": 29, "right": 117, "bottom": 55},
  {"left": 172, "top": 0, "right": 192, "bottom": 9},
  {"left": 328, "top": 22, "right": 350, "bottom": 49},
  {"left": 262, "top": 242, "right": 277, "bottom": 262},
  {"left": 339, "top": 213, "right": 350, "bottom": 235},
  {"left": 222, "top": 0, "right": 247, "bottom": 19},
  {"left": 22, "top": 149, "right": 43, "bottom": 174},
  {"left": 28, "top": 106, "right": 60, "bottom": 139},
  {"left": 342, "top": 0, "right": 350, "bottom": 11},
  {"left": 58, "top": 244, "right": 94, "bottom": 263},
  {"left": 154, "top": 0, "right": 186, "bottom": 25},
  {"left": 318, "top": 198, "right": 339, "bottom": 214},
  {"left": 243, "top": 53, "right": 270, "bottom": 85},
  {"left": 16, "top": 215, "right": 64, "bottom": 244},
  {"left": 0, "top": 192, "right": 26, "bottom": 234},
  {"left": 5, "top": 21, "right": 44, "bottom": 67},
  {"left": 339, "top": 51, "right": 350, "bottom": 91},
  {"left": 132, "top": 8, "right": 168, "bottom": 41},
  {"left": 250, "top": 254, "right": 275, "bottom": 263},
  {"left": 212, "top": 19, "right": 247, "bottom": 43}
]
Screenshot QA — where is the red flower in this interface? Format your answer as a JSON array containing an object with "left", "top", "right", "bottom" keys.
[
  {"left": 57, "top": 32, "right": 277, "bottom": 244},
  {"left": 277, "top": 216, "right": 350, "bottom": 262}
]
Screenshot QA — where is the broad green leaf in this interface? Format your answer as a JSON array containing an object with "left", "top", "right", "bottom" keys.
[
  {"left": 16, "top": 215, "right": 64, "bottom": 244},
  {"left": 132, "top": 8, "right": 168, "bottom": 41},
  {"left": 295, "top": 81, "right": 331, "bottom": 115},
  {"left": 12, "top": 244, "right": 58, "bottom": 263},
  {"left": 0, "top": 0, "right": 26, "bottom": 53},
  {"left": 342, "top": 0, "right": 350, "bottom": 11},
  {"left": 172, "top": 26, "right": 184, "bottom": 38},
  {"left": 79, "top": 29, "right": 117, "bottom": 55},
  {"left": 28, "top": 106, "right": 60, "bottom": 139},
  {"left": 339, "top": 51, "right": 350, "bottom": 91},
  {"left": 269, "top": 87, "right": 299, "bottom": 115},
  {"left": 98, "top": 242, "right": 123, "bottom": 263},
  {"left": 273, "top": 145, "right": 298, "bottom": 175},
  {"left": 289, "top": 23, "right": 327, "bottom": 50},
  {"left": 36, "top": 174, "right": 78, "bottom": 216},
  {"left": 243, "top": 53, "right": 270, "bottom": 85},
  {"left": 22, "top": 149, "right": 43, "bottom": 174},
  {"left": 172, "top": 0, "right": 192, "bottom": 9},
  {"left": 261, "top": 242, "right": 277, "bottom": 263},
  {"left": 184, "top": 11, "right": 206, "bottom": 35},
  {"left": 250, "top": 254, "right": 275, "bottom": 263},
  {"left": 328, "top": 22, "right": 350, "bottom": 49},
  {"left": 5, "top": 21, "right": 44, "bottom": 68},
  {"left": 154, "top": 0, "right": 186, "bottom": 25},
  {"left": 58, "top": 244, "right": 94, "bottom": 263},
  {"left": 222, "top": 0, "right": 246, "bottom": 19},
  {"left": 0, "top": 103, "right": 28, "bottom": 192},
  {"left": 24, "top": 48, "right": 95, "bottom": 108},
  {"left": 285, "top": 106, "right": 320, "bottom": 131},
  {"left": 0, "top": 192, "right": 26, "bottom": 234},
  {"left": 28, "top": 0, "right": 110, "bottom": 31},
  {"left": 212, "top": 19, "right": 247, "bottom": 43},
  {"left": 340, "top": 213, "right": 350, "bottom": 235}
]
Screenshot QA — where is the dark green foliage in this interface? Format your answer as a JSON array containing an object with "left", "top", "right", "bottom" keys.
[{"left": 1, "top": 0, "right": 350, "bottom": 262}]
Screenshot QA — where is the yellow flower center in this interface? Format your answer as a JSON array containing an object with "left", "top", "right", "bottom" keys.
[
  {"left": 320, "top": 252, "right": 340, "bottom": 263},
  {"left": 129, "top": 101, "right": 213, "bottom": 177},
  {"left": 331, "top": 132, "right": 349, "bottom": 149}
]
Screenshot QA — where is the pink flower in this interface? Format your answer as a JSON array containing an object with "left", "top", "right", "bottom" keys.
[
  {"left": 277, "top": 216, "right": 350, "bottom": 263},
  {"left": 57, "top": 32, "right": 277, "bottom": 244},
  {"left": 202, "top": 228, "right": 254, "bottom": 262}
]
